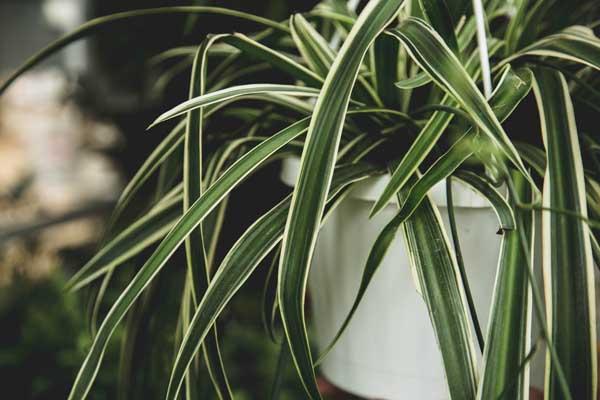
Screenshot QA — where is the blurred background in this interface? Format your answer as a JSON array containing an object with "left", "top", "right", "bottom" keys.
[{"left": 0, "top": 0, "right": 363, "bottom": 399}]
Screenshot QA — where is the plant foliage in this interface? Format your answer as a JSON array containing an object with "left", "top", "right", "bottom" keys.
[{"left": 3, "top": 0, "right": 600, "bottom": 398}]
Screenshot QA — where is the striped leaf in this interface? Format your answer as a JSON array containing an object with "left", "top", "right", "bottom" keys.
[
  {"left": 395, "top": 72, "right": 432, "bottom": 89},
  {"left": 290, "top": 13, "right": 381, "bottom": 105},
  {"left": 418, "top": 0, "right": 460, "bottom": 54},
  {"left": 221, "top": 33, "right": 323, "bottom": 87},
  {"left": 182, "top": 39, "right": 232, "bottom": 399},
  {"left": 532, "top": 67, "right": 597, "bottom": 400},
  {"left": 453, "top": 170, "right": 515, "bottom": 231},
  {"left": 66, "top": 196, "right": 181, "bottom": 292},
  {"left": 393, "top": 133, "right": 480, "bottom": 224},
  {"left": 277, "top": 2, "right": 405, "bottom": 398},
  {"left": 401, "top": 179, "right": 478, "bottom": 399},
  {"left": 370, "top": 39, "right": 506, "bottom": 217},
  {"left": 149, "top": 84, "right": 321, "bottom": 128},
  {"left": 108, "top": 120, "right": 184, "bottom": 230},
  {"left": 477, "top": 171, "right": 533, "bottom": 400},
  {"left": 0, "top": 6, "right": 289, "bottom": 95},
  {"left": 290, "top": 14, "right": 336, "bottom": 78},
  {"left": 395, "top": 67, "right": 532, "bottom": 223},
  {"left": 67, "top": 117, "right": 311, "bottom": 400},
  {"left": 387, "top": 18, "right": 531, "bottom": 181},
  {"left": 166, "top": 163, "right": 378, "bottom": 400},
  {"left": 372, "top": 64, "right": 532, "bottom": 217},
  {"left": 506, "top": 26, "right": 600, "bottom": 71}
]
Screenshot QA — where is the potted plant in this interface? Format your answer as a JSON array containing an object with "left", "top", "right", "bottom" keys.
[{"left": 2, "top": 0, "right": 600, "bottom": 399}]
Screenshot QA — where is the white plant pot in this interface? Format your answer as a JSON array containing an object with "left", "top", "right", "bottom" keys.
[{"left": 280, "top": 157, "right": 545, "bottom": 399}]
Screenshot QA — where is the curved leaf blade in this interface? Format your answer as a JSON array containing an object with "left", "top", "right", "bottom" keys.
[
  {"left": 166, "top": 163, "right": 378, "bottom": 400},
  {"left": 401, "top": 181, "right": 478, "bottom": 399},
  {"left": 221, "top": 33, "right": 323, "bottom": 87},
  {"left": 67, "top": 118, "right": 311, "bottom": 400},
  {"left": 183, "top": 40, "right": 232, "bottom": 399},
  {"left": 395, "top": 72, "right": 432, "bottom": 89},
  {"left": 454, "top": 170, "right": 515, "bottom": 231},
  {"left": 370, "top": 39, "right": 507, "bottom": 217},
  {"left": 67, "top": 196, "right": 181, "bottom": 291},
  {"left": 0, "top": 6, "right": 288, "bottom": 95},
  {"left": 372, "top": 65, "right": 533, "bottom": 217},
  {"left": 277, "top": 2, "right": 405, "bottom": 398},
  {"left": 477, "top": 171, "right": 533, "bottom": 400},
  {"left": 532, "top": 67, "right": 597, "bottom": 400},
  {"left": 418, "top": 0, "right": 460, "bottom": 54},
  {"left": 149, "top": 84, "right": 321, "bottom": 128},
  {"left": 508, "top": 26, "right": 600, "bottom": 72},
  {"left": 388, "top": 18, "right": 531, "bottom": 181}
]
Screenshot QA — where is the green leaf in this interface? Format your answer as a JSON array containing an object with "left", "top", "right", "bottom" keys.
[
  {"left": 290, "top": 13, "right": 381, "bottom": 106},
  {"left": 269, "top": 340, "right": 289, "bottom": 400},
  {"left": 515, "top": 142, "right": 547, "bottom": 179},
  {"left": 395, "top": 72, "right": 432, "bottom": 89},
  {"left": 166, "top": 163, "right": 378, "bottom": 400},
  {"left": 401, "top": 179, "right": 478, "bottom": 399},
  {"left": 221, "top": 33, "right": 323, "bottom": 87},
  {"left": 149, "top": 84, "right": 322, "bottom": 128},
  {"left": 107, "top": 121, "right": 184, "bottom": 231},
  {"left": 67, "top": 117, "right": 311, "bottom": 400},
  {"left": 506, "top": 25, "right": 600, "bottom": 71},
  {"left": 372, "top": 64, "right": 532, "bottom": 217},
  {"left": 0, "top": 6, "right": 289, "bottom": 95},
  {"left": 453, "top": 170, "right": 515, "bottom": 231},
  {"left": 370, "top": 39, "right": 505, "bottom": 217},
  {"left": 393, "top": 133, "right": 479, "bottom": 224},
  {"left": 319, "top": 159, "right": 516, "bottom": 368},
  {"left": 277, "top": 2, "right": 405, "bottom": 398},
  {"left": 532, "top": 67, "right": 597, "bottom": 399},
  {"left": 477, "top": 170, "right": 533, "bottom": 400},
  {"left": 183, "top": 39, "right": 232, "bottom": 399},
  {"left": 504, "top": 0, "right": 531, "bottom": 54},
  {"left": 388, "top": 18, "right": 531, "bottom": 181},
  {"left": 66, "top": 196, "right": 181, "bottom": 292},
  {"left": 418, "top": 0, "right": 460, "bottom": 54},
  {"left": 290, "top": 14, "right": 336, "bottom": 78},
  {"left": 373, "top": 34, "right": 401, "bottom": 106},
  {"left": 261, "top": 248, "right": 281, "bottom": 342}
]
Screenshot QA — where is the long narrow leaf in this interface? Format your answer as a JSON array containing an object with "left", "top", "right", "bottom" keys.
[
  {"left": 67, "top": 117, "right": 311, "bottom": 400},
  {"left": 221, "top": 33, "right": 323, "bottom": 87},
  {"left": 277, "top": 2, "right": 405, "bottom": 398},
  {"left": 149, "top": 84, "right": 321, "bottom": 128},
  {"left": 370, "top": 39, "right": 506, "bottom": 216},
  {"left": 477, "top": 171, "right": 533, "bottom": 400},
  {"left": 183, "top": 40, "right": 232, "bottom": 399},
  {"left": 418, "top": 0, "right": 460, "bottom": 54},
  {"left": 108, "top": 120, "right": 184, "bottom": 229},
  {"left": 505, "top": 26, "right": 600, "bottom": 72},
  {"left": 0, "top": 6, "right": 289, "bottom": 94},
  {"left": 453, "top": 170, "right": 515, "bottom": 231},
  {"left": 401, "top": 180, "right": 478, "bottom": 399},
  {"left": 66, "top": 196, "right": 181, "bottom": 291},
  {"left": 166, "top": 163, "right": 378, "bottom": 400},
  {"left": 372, "top": 65, "right": 532, "bottom": 216},
  {"left": 532, "top": 67, "right": 597, "bottom": 399},
  {"left": 388, "top": 18, "right": 530, "bottom": 181}
]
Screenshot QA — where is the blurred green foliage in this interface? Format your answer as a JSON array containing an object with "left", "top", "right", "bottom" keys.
[
  {"left": 0, "top": 272, "right": 120, "bottom": 400},
  {"left": 0, "top": 267, "right": 310, "bottom": 399}
]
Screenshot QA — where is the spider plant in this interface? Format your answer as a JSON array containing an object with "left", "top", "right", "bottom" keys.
[{"left": 3, "top": 0, "right": 600, "bottom": 399}]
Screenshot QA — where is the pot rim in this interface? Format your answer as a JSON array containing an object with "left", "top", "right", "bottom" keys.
[{"left": 280, "top": 157, "right": 493, "bottom": 209}]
